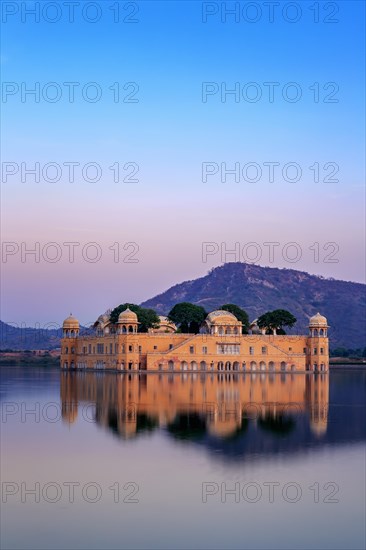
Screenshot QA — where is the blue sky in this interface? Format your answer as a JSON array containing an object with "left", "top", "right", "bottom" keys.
[{"left": 1, "top": 0, "right": 365, "bottom": 324}]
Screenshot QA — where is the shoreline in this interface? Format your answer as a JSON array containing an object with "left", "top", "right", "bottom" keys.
[{"left": 1, "top": 351, "right": 365, "bottom": 369}]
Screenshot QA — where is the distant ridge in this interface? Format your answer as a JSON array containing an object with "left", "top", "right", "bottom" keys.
[
  {"left": 1, "top": 263, "right": 365, "bottom": 351},
  {"left": 0, "top": 321, "right": 63, "bottom": 351},
  {"left": 0, "top": 322, "right": 89, "bottom": 352},
  {"left": 141, "top": 262, "right": 366, "bottom": 349}
]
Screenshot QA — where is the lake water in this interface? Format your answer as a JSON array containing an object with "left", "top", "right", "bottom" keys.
[{"left": 1, "top": 366, "right": 365, "bottom": 550}]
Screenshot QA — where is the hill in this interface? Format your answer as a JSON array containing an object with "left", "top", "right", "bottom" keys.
[
  {"left": 1, "top": 263, "right": 364, "bottom": 351},
  {"left": 0, "top": 321, "right": 62, "bottom": 351},
  {"left": 0, "top": 322, "right": 88, "bottom": 351},
  {"left": 141, "top": 263, "right": 366, "bottom": 350}
]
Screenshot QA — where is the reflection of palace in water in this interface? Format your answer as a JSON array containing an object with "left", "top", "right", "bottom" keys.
[
  {"left": 61, "top": 370, "right": 329, "bottom": 440},
  {"left": 61, "top": 310, "right": 329, "bottom": 373}
]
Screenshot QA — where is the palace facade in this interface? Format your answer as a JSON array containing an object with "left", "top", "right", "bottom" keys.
[{"left": 60, "top": 308, "right": 329, "bottom": 372}]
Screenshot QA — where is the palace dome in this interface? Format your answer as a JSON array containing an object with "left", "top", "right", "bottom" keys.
[
  {"left": 249, "top": 319, "right": 261, "bottom": 334},
  {"left": 158, "top": 316, "right": 177, "bottom": 331},
  {"left": 309, "top": 313, "right": 328, "bottom": 327},
  {"left": 206, "top": 310, "right": 239, "bottom": 324},
  {"left": 63, "top": 315, "right": 79, "bottom": 329},
  {"left": 118, "top": 308, "right": 138, "bottom": 324},
  {"left": 96, "top": 314, "right": 110, "bottom": 327}
]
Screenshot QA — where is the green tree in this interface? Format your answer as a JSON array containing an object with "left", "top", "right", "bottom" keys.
[
  {"left": 220, "top": 304, "right": 250, "bottom": 334},
  {"left": 109, "top": 303, "right": 160, "bottom": 333},
  {"left": 168, "top": 302, "right": 207, "bottom": 333},
  {"left": 257, "top": 309, "right": 297, "bottom": 334}
]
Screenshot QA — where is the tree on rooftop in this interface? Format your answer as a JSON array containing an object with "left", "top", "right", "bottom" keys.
[
  {"left": 167, "top": 302, "right": 207, "bottom": 334},
  {"left": 257, "top": 309, "right": 297, "bottom": 335}
]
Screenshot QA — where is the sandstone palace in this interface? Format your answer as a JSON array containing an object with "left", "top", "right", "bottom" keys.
[{"left": 61, "top": 308, "right": 329, "bottom": 373}]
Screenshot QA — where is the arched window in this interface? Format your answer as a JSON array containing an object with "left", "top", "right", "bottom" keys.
[
  {"left": 200, "top": 361, "right": 207, "bottom": 371},
  {"left": 280, "top": 361, "right": 287, "bottom": 371},
  {"left": 260, "top": 361, "right": 266, "bottom": 371},
  {"left": 191, "top": 361, "right": 198, "bottom": 370},
  {"left": 250, "top": 361, "right": 257, "bottom": 371},
  {"left": 168, "top": 360, "right": 174, "bottom": 370},
  {"left": 269, "top": 361, "right": 275, "bottom": 371},
  {"left": 319, "top": 329, "right": 324, "bottom": 336}
]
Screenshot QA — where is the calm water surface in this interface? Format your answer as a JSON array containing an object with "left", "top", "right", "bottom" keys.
[{"left": 1, "top": 366, "right": 365, "bottom": 550}]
